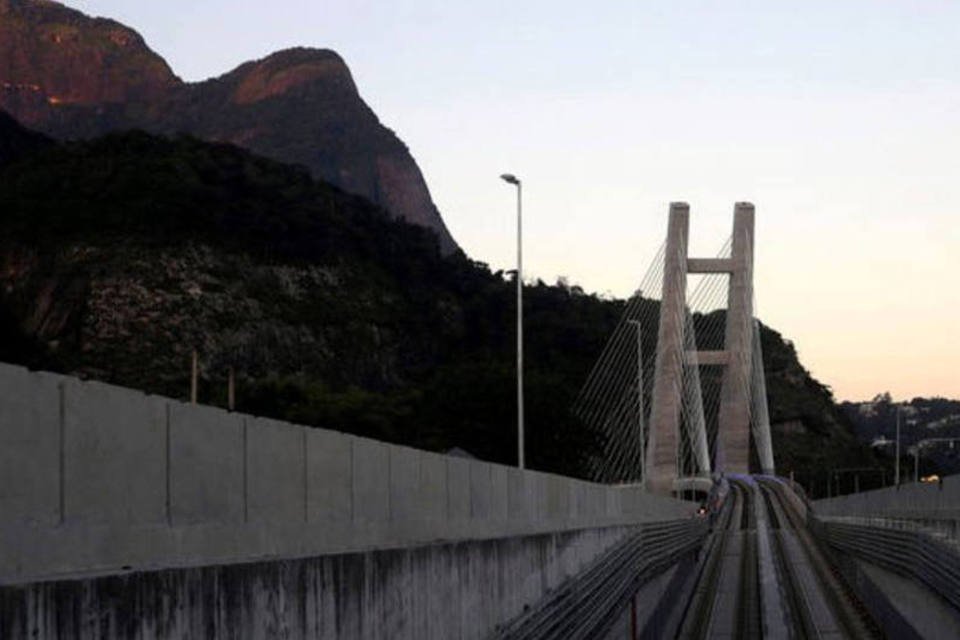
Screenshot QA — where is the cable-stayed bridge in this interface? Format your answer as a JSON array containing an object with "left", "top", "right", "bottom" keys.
[
  {"left": 2, "top": 205, "right": 959, "bottom": 638},
  {"left": 574, "top": 202, "right": 773, "bottom": 493}
]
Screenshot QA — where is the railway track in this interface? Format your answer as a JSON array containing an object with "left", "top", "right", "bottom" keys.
[
  {"left": 672, "top": 476, "right": 881, "bottom": 639},
  {"left": 499, "top": 474, "right": 885, "bottom": 639}
]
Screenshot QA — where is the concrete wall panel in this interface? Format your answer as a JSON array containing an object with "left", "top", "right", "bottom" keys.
[
  {"left": 306, "top": 428, "right": 352, "bottom": 523},
  {"left": 620, "top": 487, "right": 639, "bottom": 516},
  {"left": 490, "top": 465, "right": 509, "bottom": 523},
  {"left": 0, "top": 366, "right": 699, "bottom": 586},
  {"left": 908, "top": 484, "right": 941, "bottom": 514},
  {"left": 942, "top": 476, "right": 960, "bottom": 506},
  {"left": 1, "top": 525, "right": 649, "bottom": 640},
  {"left": 169, "top": 402, "right": 244, "bottom": 525},
  {"left": 578, "top": 483, "right": 593, "bottom": 518},
  {"left": 545, "top": 475, "right": 570, "bottom": 522},
  {"left": 570, "top": 480, "right": 585, "bottom": 519},
  {"left": 813, "top": 475, "right": 960, "bottom": 519},
  {"left": 352, "top": 437, "right": 389, "bottom": 524},
  {"left": 528, "top": 472, "right": 547, "bottom": 523},
  {"left": 470, "top": 461, "right": 493, "bottom": 520},
  {"left": 419, "top": 452, "right": 447, "bottom": 524},
  {"left": 447, "top": 457, "right": 471, "bottom": 522},
  {"left": 63, "top": 379, "right": 166, "bottom": 525},
  {"left": 860, "top": 489, "right": 883, "bottom": 514},
  {"left": 389, "top": 445, "right": 421, "bottom": 523},
  {"left": 582, "top": 483, "right": 598, "bottom": 518},
  {"left": 0, "top": 366, "right": 60, "bottom": 525},
  {"left": 247, "top": 417, "right": 305, "bottom": 524},
  {"left": 507, "top": 468, "right": 527, "bottom": 523},
  {"left": 605, "top": 485, "right": 621, "bottom": 518},
  {"left": 943, "top": 474, "right": 960, "bottom": 493}
]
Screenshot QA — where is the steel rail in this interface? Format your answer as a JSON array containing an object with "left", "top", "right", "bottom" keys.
[
  {"left": 816, "top": 518, "right": 960, "bottom": 612},
  {"left": 732, "top": 480, "right": 762, "bottom": 640},
  {"left": 761, "top": 478, "right": 882, "bottom": 639},
  {"left": 675, "top": 482, "right": 743, "bottom": 639},
  {"left": 759, "top": 481, "right": 821, "bottom": 639},
  {"left": 496, "top": 519, "right": 707, "bottom": 640}
]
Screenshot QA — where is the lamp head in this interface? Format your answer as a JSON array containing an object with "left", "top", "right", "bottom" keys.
[{"left": 500, "top": 173, "right": 520, "bottom": 185}]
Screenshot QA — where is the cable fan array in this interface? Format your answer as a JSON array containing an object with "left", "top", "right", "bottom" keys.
[{"left": 572, "top": 234, "right": 774, "bottom": 485}]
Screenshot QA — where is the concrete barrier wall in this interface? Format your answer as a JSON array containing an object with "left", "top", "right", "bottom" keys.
[
  {"left": 2, "top": 524, "right": 686, "bottom": 640},
  {"left": 813, "top": 475, "right": 960, "bottom": 521},
  {"left": 0, "top": 363, "right": 693, "bottom": 585}
]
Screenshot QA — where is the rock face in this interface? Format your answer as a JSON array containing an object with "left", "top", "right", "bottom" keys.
[
  {"left": 0, "top": 0, "right": 458, "bottom": 253},
  {"left": 0, "top": 0, "right": 177, "bottom": 120},
  {"left": 0, "top": 126, "right": 459, "bottom": 397}
]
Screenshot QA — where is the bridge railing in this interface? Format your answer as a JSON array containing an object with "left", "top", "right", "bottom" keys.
[
  {"left": 813, "top": 477, "right": 960, "bottom": 527},
  {"left": 811, "top": 515, "right": 960, "bottom": 613},
  {"left": 0, "top": 362, "right": 693, "bottom": 586}
]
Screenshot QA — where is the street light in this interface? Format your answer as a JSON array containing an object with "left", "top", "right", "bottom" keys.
[{"left": 500, "top": 173, "right": 524, "bottom": 469}]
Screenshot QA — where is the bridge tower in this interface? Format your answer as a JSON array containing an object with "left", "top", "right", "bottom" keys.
[{"left": 646, "top": 202, "right": 770, "bottom": 495}]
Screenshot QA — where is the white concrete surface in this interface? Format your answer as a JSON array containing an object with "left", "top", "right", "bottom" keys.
[
  {"left": 0, "top": 366, "right": 61, "bottom": 526},
  {"left": 2, "top": 525, "right": 661, "bottom": 640},
  {"left": 63, "top": 379, "right": 167, "bottom": 526},
  {"left": 814, "top": 476, "right": 960, "bottom": 522},
  {"left": 168, "top": 401, "right": 244, "bottom": 525},
  {"left": 0, "top": 362, "right": 695, "bottom": 586}
]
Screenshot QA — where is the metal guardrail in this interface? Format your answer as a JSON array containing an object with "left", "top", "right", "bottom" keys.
[
  {"left": 817, "top": 514, "right": 960, "bottom": 547},
  {"left": 829, "top": 551, "right": 924, "bottom": 640},
  {"left": 813, "top": 516, "right": 960, "bottom": 613},
  {"left": 762, "top": 478, "right": 883, "bottom": 639},
  {"left": 495, "top": 518, "right": 708, "bottom": 640}
]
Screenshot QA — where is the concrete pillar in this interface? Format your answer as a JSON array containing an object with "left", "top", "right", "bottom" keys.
[
  {"left": 717, "top": 203, "right": 755, "bottom": 474},
  {"left": 751, "top": 320, "right": 775, "bottom": 474},
  {"left": 682, "top": 339, "right": 712, "bottom": 477},
  {"left": 646, "top": 203, "right": 689, "bottom": 495}
]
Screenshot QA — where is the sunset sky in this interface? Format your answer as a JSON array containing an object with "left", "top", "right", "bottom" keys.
[{"left": 68, "top": 0, "right": 960, "bottom": 401}]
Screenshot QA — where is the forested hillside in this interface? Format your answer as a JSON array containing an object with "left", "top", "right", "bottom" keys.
[
  {"left": 0, "top": 116, "right": 880, "bottom": 491},
  {"left": 842, "top": 394, "right": 960, "bottom": 479}
]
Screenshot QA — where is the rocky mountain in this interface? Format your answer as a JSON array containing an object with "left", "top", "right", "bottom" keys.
[
  {"left": 0, "top": 0, "right": 458, "bottom": 253},
  {"left": 0, "top": 114, "right": 881, "bottom": 489}
]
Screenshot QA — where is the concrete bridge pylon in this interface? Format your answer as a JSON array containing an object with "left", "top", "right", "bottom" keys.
[{"left": 645, "top": 203, "right": 771, "bottom": 495}]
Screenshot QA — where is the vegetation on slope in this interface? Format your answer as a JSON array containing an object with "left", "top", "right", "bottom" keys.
[
  {"left": 841, "top": 394, "right": 960, "bottom": 480},
  {"left": 0, "top": 117, "right": 879, "bottom": 489}
]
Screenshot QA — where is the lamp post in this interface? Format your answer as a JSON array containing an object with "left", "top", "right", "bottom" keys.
[{"left": 500, "top": 173, "right": 524, "bottom": 469}]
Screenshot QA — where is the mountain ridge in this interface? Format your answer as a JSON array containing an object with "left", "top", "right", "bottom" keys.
[{"left": 0, "top": 0, "right": 458, "bottom": 253}]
